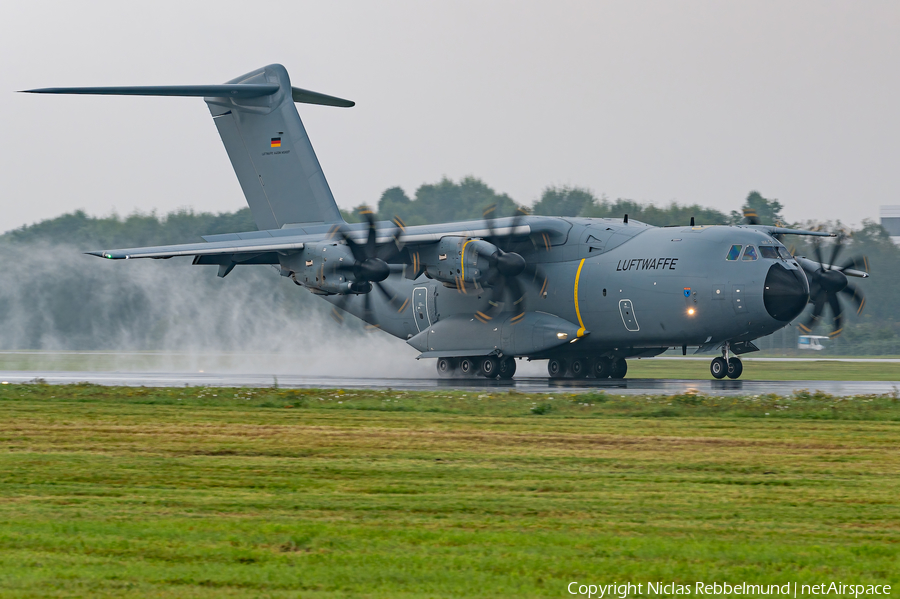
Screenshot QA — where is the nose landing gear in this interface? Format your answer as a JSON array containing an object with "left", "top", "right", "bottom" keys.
[{"left": 710, "top": 342, "right": 742, "bottom": 379}]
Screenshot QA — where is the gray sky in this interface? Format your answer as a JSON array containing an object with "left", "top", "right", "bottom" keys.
[{"left": 2, "top": 1, "right": 898, "bottom": 231}]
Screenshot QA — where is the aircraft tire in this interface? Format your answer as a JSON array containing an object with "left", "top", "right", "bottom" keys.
[
  {"left": 479, "top": 356, "right": 500, "bottom": 378},
  {"left": 497, "top": 357, "right": 517, "bottom": 379},
  {"left": 547, "top": 358, "right": 568, "bottom": 378},
  {"left": 592, "top": 357, "right": 612, "bottom": 379},
  {"left": 610, "top": 358, "right": 627, "bottom": 379},
  {"left": 570, "top": 358, "right": 588, "bottom": 379},
  {"left": 726, "top": 357, "right": 743, "bottom": 379},
  {"left": 436, "top": 357, "right": 458, "bottom": 378},
  {"left": 459, "top": 357, "right": 478, "bottom": 377},
  {"left": 710, "top": 357, "right": 727, "bottom": 379}
]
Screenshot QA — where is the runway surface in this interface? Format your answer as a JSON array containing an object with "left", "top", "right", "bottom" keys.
[{"left": 1, "top": 370, "right": 898, "bottom": 396}]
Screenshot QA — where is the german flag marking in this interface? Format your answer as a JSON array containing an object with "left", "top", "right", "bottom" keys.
[{"left": 271, "top": 137, "right": 282, "bottom": 148}]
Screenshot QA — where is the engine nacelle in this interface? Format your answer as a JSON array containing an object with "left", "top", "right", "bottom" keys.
[
  {"left": 281, "top": 241, "right": 359, "bottom": 294},
  {"left": 419, "top": 236, "right": 499, "bottom": 286}
]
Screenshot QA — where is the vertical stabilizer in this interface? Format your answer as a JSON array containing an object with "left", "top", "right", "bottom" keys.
[
  {"left": 205, "top": 64, "right": 345, "bottom": 229},
  {"left": 22, "top": 64, "right": 350, "bottom": 230}
]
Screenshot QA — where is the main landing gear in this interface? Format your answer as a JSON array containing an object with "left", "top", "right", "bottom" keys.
[
  {"left": 710, "top": 342, "right": 742, "bottom": 380},
  {"left": 547, "top": 356, "right": 627, "bottom": 380},
  {"left": 436, "top": 356, "right": 517, "bottom": 379}
]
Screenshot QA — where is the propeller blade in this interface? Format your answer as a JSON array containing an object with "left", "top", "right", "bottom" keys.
[
  {"left": 839, "top": 255, "right": 869, "bottom": 274},
  {"left": 507, "top": 277, "right": 526, "bottom": 320},
  {"left": 482, "top": 204, "right": 498, "bottom": 239},
  {"left": 374, "top": 281, "right": 405, "bottom": 312},
  {"left": 813, "top": 239, "right": 826, "bottom": 270},
  {"left": 362, "top": 291, "right": 375, "bottom": 325},
  {"left": 377, "top": 216, "right": 407, "bottom": 261},
  {"left": 828, "top": 292, "right": 843, "bottom": 337},
  {"left": 840, "top": 283, "right": 866, "bottom": 315},
  {"left": 502, "top": 206, "right": 529, "bottom": 252},
  {"left": 475, "top": 277, "right": 506, "bottom": 322},
  {"left": 332, "top": 225, "right": 367, "bottom": 263},
  {"left": 828, "top": 234, "right": 844, "bottom": 270},
  {"left": 798, "top": 291, "right": 827, "bottom": 333},
  {"left": 361, "top": 210, "right": 377, "bottom": 257}
]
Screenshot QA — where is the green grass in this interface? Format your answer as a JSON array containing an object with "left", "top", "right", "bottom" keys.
[{"left": 0, "top": 385, "right": 898, "bottom": 597}]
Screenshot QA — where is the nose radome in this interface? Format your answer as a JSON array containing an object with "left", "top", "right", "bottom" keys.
[{"left": 763, "top": 263, "right": 810, "bottom": 322}]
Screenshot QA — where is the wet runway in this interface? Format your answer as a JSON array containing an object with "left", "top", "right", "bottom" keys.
[{"left": 1, "top": 370, "right": 898, "bottom": 396}]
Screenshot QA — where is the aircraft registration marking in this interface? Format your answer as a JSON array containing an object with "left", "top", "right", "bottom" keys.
[{"left": 574, "top": 258, "right": 586, "bottom": 337}]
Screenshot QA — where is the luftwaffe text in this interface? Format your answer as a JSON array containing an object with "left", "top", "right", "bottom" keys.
[{"left": 616, "top": 257, "right": 679, "bottom": 272}]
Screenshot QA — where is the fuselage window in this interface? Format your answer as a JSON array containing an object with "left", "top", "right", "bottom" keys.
[
  {"left": 777, "top": 246, "right": 794, "bottom": 260},
  {"left": 725, "top": 245, "right": 742, "bottom": 261},
  {"left": 742, "top": 245, "right": 758, "bottom": 261},
  {"left": 759, "top": 246, "right": 779, "bottom": 259}
]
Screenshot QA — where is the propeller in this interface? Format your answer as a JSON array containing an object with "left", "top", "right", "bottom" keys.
[
  {"left": 467, "top": 205, "right": 548, "bottom": 323},
  {"left": 742, "top": 208, "right": 760, "bottom": 225},
  {"left": 796, "top": 234, "right": 868, "bottom": 338},
  {"left": 328, "top": 209, "right": 407, "bottom": 326}
]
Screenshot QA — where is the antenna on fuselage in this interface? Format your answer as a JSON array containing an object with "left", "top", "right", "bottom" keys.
[
  {"left": 623, "top": 214, "right": 628, "bottom": 224},
  {"left": 690, "top": 216, "right": 695, "bottom": 226}
]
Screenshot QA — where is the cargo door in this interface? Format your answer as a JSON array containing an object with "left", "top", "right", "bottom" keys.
[{"left": 413, "top": 287, "right": 432, "bottom": 332}]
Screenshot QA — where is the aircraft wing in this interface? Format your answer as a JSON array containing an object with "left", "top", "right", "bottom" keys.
[
  {"left": 744, "top": 225, "right": 835, "bottom": 237},
  {"left": 86, "top": 238, "right": 307, "bottom": 260}
]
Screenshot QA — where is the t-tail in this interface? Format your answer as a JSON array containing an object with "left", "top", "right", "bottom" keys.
[{"left": 22, "top": 64, "right": 350, "bottom": 230}]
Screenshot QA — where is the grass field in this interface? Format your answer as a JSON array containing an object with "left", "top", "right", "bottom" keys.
[{"left": 1, "top": 384, "right": 898, "bottom": 597}]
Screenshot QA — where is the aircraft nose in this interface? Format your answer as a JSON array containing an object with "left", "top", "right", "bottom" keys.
[{"left": 763, "top": 263, "right": 810, "bottom": 322}]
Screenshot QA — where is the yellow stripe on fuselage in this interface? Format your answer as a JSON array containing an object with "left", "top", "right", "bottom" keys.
[{"left": 574, "top": 258, "right": 586, "bottom": 337}]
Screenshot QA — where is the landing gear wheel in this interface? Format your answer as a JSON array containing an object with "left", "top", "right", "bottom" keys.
[
  {"left": 497, "top": 357, "right": 517, "bottom": 380},
  {"left": 570, "top": 358, "right": 588, "bottom": 379},
  {"left": 480, "top": 356, "right": 499, "bottom": 378},
  {"left": 592, "top": 357, "right": 612, "bottom": 379},
  {"left": 710, "top": 357, "right": 727, "bottom": 379},
  {"left": 436, "top": 357, "right": 458, "bottom": 378},
  {"left": 610, "top": 358, "right": 627, "bottom": 379},
  {"left": 727, "top": 357, "right": 743, "bottom": 379},
  {"left": 547, "top": 358, "right": 568, "bottom": 379},
  {"left": 459, "top": 357, "right": 477, "bottom": 377}
]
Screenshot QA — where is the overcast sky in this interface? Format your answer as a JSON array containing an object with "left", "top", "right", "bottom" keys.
[{"left": 2, "top": 1, "right": 898, "bottom": 231}]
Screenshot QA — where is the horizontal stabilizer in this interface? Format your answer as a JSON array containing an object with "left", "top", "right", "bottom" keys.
[
  {"left": 291, "top": 87, "right": 354, "bottom": 107},
  {"left": 21, "top": 84, "right": 279, "bottom": 98},
  {"left": 21, "top": 85, "right": 353, "bottom": 107}
]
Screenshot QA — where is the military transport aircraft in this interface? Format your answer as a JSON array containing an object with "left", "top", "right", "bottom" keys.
[{"left": 24, "top": 64, "right": 870, "bottom": 380}]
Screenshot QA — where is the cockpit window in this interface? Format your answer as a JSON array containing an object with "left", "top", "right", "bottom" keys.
[
  {"left": 759, "top": 246, "right": 779, "bottom": 259},
  {"left": 725, "top": 245, "right": 742, "bottom": 261},
  {"left": 742, "top": 245, "right": 758, "bottom": 261},
  {"left": 777, "top": 246, "right": 794, "bottom": 260}
]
